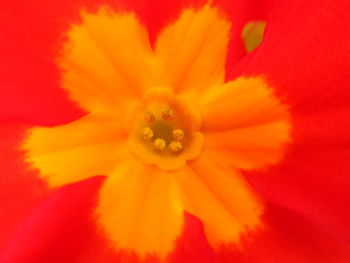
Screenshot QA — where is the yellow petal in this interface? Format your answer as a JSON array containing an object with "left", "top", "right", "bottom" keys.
[
  {"left": 59, "top": 8, "right": 154, "bottom": 113},
  {"left": 174, "top": 155, "right": 263, "bottom": 248},
  {"left": 96, "top": 158, "right": 183, "bottom": 258},
  {"left": 199, "top": 76, "right": 290, "bottom": 131},
  {"left": 155, "top": 5, "right": 231, "bottom": 95},
  {"left": 23, "top": 114, "right": 127, "bottom": 187},
  {"left": 204, "top": 121, "right": 291, "bottom": 170}
]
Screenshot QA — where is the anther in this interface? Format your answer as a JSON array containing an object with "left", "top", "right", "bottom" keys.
[
  {"left": 161, "top": 109, "right": 173, "bottom": 121},
  {"left": 172, "top": 129, "right": 184, "bottom": 141},
  {"left": 144, "top": 111, "right": 155, "bottom": 123},
  {"left": 154, "top": 138, "right": 166, "bottom": 151},
  {"left": 143, "top": 127, "right": 154, "bottom": 140},
  {"left": 169, "top": 141, "right": 183, "bottom": 153}
]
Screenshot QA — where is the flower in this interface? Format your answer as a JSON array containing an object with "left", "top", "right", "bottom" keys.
[
  {"left": 23, "top": 3, "right": 291, "bottom": 257},
  {"left": 1, "top": 0, "right": 350, "bottom": 263}
]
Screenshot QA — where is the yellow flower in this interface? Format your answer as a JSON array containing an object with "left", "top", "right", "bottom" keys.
[{"left": 23, "top": 5, "right": 290, "bottom": 259}]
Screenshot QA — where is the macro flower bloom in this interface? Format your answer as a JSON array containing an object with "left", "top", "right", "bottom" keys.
[{"left": 0, "top": 0, "right": 350, "bottom": 263}]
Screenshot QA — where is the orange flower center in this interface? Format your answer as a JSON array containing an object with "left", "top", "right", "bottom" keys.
[{"left": 125, "top": 88, "right": 203, "bottom": 170}]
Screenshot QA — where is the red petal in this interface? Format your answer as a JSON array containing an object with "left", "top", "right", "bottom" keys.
[
  {"left": 217, "top": 203, "right": 350, "bottom": 263},
  {"left": 0, "top": 123, "right": 48, "bottom": 251},
  {"left": 246, "top": 147, "right": 350, "bottom": 243},
  {"left": 213, "top": 0, "right": 269, "bottom": 77},
  {"left": 0, "top": 1, "right": 85, "bottom": 125},
  {"left": 0, "top": 176, "right": 120, "bottom": 263},
  {"left": 234, "top": 0, "right": 350, "bottom": 241},
  {"left": 168, "top": 213, "right": 219, "bottom": 263}
]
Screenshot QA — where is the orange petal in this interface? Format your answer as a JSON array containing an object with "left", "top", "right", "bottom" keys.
[
  {"left": 59, "top": 8, "right": 154, "bottom": 113},
  {"left": 155, "top": 5, "right": 231, "bottom": 95},
  {"left": 174, "top": 155, "right": 263, "bottom": 249},
  {"left": 199, "top": 76, "right": 290, "bottom": 131},
  {"left": 204, "top": 120, "right": 291, "bottom": 170},
  {"left": 23, "top": 114, "right": 127, "bottom": 187},
  {"left": 96, "top": 158, "right": 183, "bottom": 258}
]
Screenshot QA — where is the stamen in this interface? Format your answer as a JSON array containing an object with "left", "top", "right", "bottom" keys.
[
  {"left": 172, "top": 129, "right": 184, "bottom": 141},
  {"left": 161, "top": 109, "right": 173, "bottom": 121},
  {"left": 169, "top": 141, "right": 183, "bottom": 153},
  {"left": 143, "top": 127, "right": 154, "bottom": 140},
  {"left": 144, "top": 111, "right": 155, "bottom": 123},
  {"left": 154, "top": 138, "right": 166, "bottom": 151}
]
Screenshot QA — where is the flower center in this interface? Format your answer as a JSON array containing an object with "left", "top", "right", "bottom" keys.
[
  {"left": 142, "top": 109, "right": 185, "bottom": 152},
  {"left": 125, "top": 88, "right": 203, "bottom": 170}
]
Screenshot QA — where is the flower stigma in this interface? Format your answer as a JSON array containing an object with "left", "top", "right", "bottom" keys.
[
  {"left": 142, "top": 110, "right": 186, "bottom": 153},
  {"left": 142, "top": 127, "right": 154, "bottom": 140},
  {"left": 172, "top": 129, "right": 185, "bottom": 141},
  {"left": 154, "top": 138, "right": 167, "bottom": 151},
  {"left": 168, "top": 141, "right": 183, "bottom": 153},
  {"left": 125, "top": 89, "right": 203, "bottom": 171},
  {"left": 144, "top": 111, "right": 156, "bottom": 123},
  {"left": 161, "top": 109, "right": 173, "bottom": 121}
]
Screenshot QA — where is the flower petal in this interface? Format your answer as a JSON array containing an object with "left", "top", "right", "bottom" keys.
[
  {"left": 23, "top": 114, "right": 127, "bottom": 187},
  {"left": 174, "top": 155, "right": 263, "bottom": 249},
  {"left": 0, "top": 123, "right": 48, "bottom": 252},
  {"left": 204, "top": 121, "right": 290, "bottom": 170},
  {"left": 0, "top": 176, "right": 113, "bottom": 263},
  {"left": 234, "top": 0, "right": 350, "bottom": 240},
  {"left": 96, "top": 158, "right": 183, "bottom": 258},
  {"left": 60, "top": 8, "right": 154, "bottom": 114},
  {"left": 246, "top": 148, "right": 350, "bottom": 243},
  {"left": 198, "top": 76, "right": 291, "bottom": 171},
  {"left": 168, "top": 213, "right": 219, "bottom": 263},
  {"left": 213, "top": 0, "right": 268, "bottom": 75},
  {"left": 155, "top": 5, "right": 231, "bottom": 95},
  {"left": 199, "top": 77, "right": 290, "bottom": 131},
  {"left": 217, "top": 203, "right": 350, "bottom": 263},
  {"left": 0, "top": 0, "right": 87, "bottom": 124}
]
